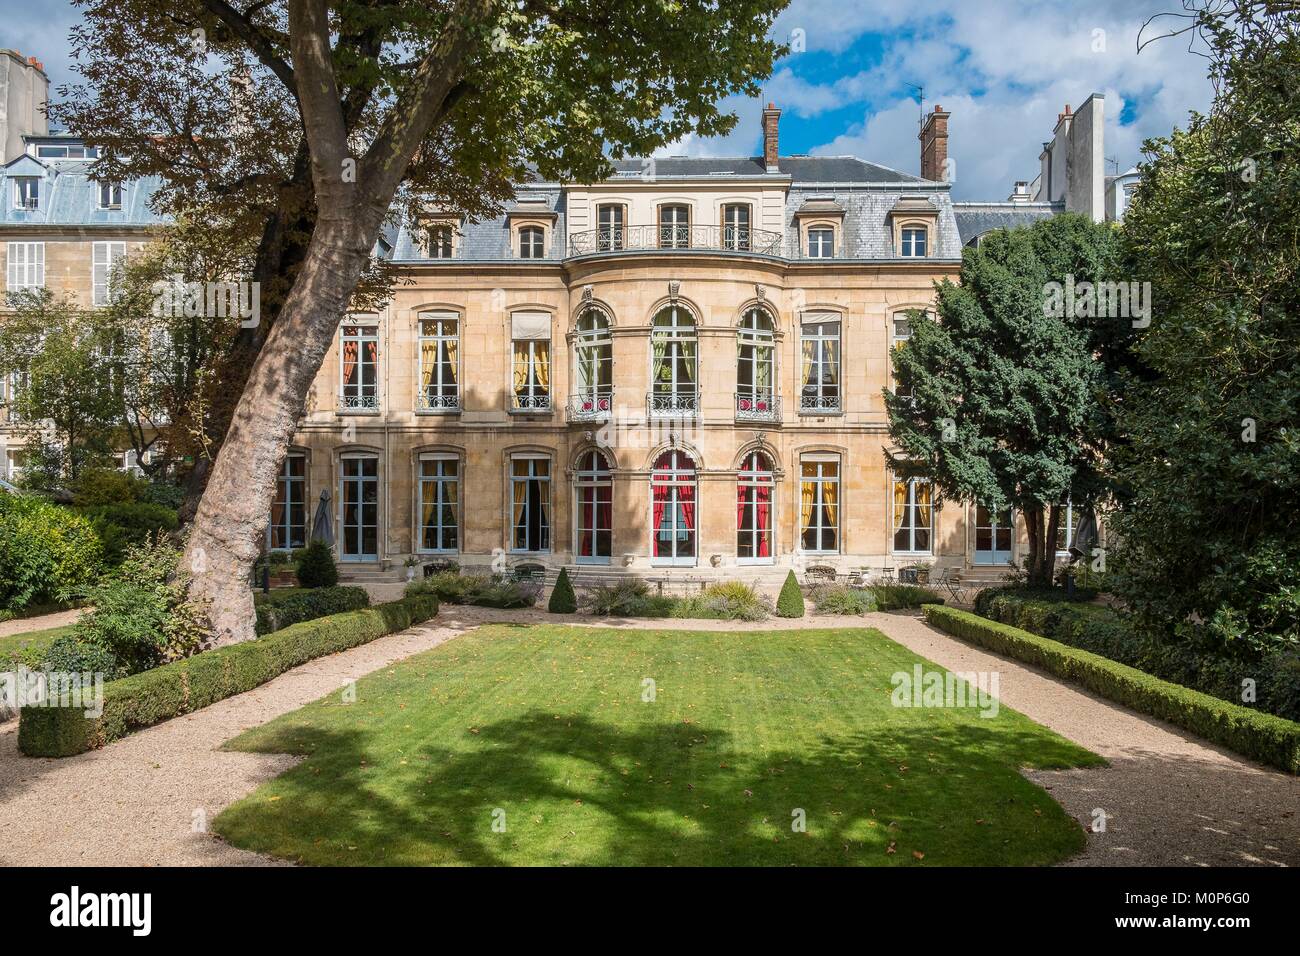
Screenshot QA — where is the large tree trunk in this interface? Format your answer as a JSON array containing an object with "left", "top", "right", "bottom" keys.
[{"left": 1022, "top": 504, "right": 1062, "bottom": 588}]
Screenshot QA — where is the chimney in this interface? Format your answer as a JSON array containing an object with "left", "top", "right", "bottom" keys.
[
  {"left": 1008, "top": 181, "right": 1031, "bottom": 203},
  {"left": 920, "top": 104, "right": 951, "bottom": 182},
  {"left": 0, "top": 49, "right": 50, "bottom": 164},
  {"left": 762, "top": 102, "right": 780, "bottom": 172}
]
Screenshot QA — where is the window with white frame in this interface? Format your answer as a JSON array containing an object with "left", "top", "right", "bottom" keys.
[
  {"left": 1056, "top": 500, "right": 1079, "bottom": 554},
  {"left": 597, "top": 204, "right": 625, "bottom": 251},
  {"left": 518, "top": 225, "right": 545, "bottom": 259},
  {"left": 92, "top": 241, "right": 126, "bottom": 306},
  {"left": 339, "top": 323, "right": 379, "bottom": 410},
  {"left": 98, "top": 182, "right": 123, "bottom": 209},
  {"left": 659, "top": 204, "right": 690, "bottom": 248},
  {"left": 806, "top": 226, "right": 835, "bottom": 258},
  {"left": 35, "top": 144, "right": 97, "bottom": 159},
  {"left": 799, "top": 315, "right": 840, "bottom": 412},
  {"left": 737, "top": 450, "right": 775, "bottom": 562},
  {"left": 418, "top": 454, "right": 459, "bottom": 552},
  {"left": 892, "top": 477, "right": 933, "bottom": 553},
  {"left": 723, "top": 203, "right": 751, "bottom": 250},
  {"left": 651, "top": 449, "right": 697, "bottom": 564},
  {"left": 510, "top": 455, "right": 551, "bottom": 552},
  {"left": 511, "top": 312, "right": 551, "bottom": 411},
  {"left": 891, "top": 313, "right": 914, "bottom": 399},
  {"left": 900, "top": 225, "right": 928, "bottom": 257},
  {"left": 4, "top": 448, "right": 26, "bottom": 481},
  {"left": 573, "top": 308, "right": 612, "bottom": 411},
  {"left": 736, "top": 306, "right": 775, "bottom": 415},
  {"left": 426, "top": 222, "right": 455, "bottom": 258},
  {"left": 6, "top": 242, "right": 44, "bottom": 291},
  {"left": 574, "top": 449, "right": 612, "bottom": 563},
  {"left": 800, "top": 455, "right": 840, "bottom": 552},
  {"left": 269, "top": 453, "right": 307, "bottom": 550},
  {"left": 13, "top": 178, "right": 39, "bottom": 210},
  {"left": 650, "top": 305, "right": 697, "bottom": 415},
  {"left": 417, "top": 312, "right": 459, "bottom": 411}
]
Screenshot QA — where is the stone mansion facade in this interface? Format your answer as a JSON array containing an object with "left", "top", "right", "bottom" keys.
[{"left": 2, "top": 48, "right": 1095, "bottom": 582}]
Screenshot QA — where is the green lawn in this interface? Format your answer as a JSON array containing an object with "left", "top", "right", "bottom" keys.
[
  {"left": 0, "top": 625, "right": 76, "bottom": 668},
  {"left": 214, "top": 625, "right": 1103, "bottom": 866}
]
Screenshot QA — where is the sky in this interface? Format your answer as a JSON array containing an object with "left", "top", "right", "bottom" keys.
[{"left": 0, "top": 0, "right": 1215, "bottom": 200}]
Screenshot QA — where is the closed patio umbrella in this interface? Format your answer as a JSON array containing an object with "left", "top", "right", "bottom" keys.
[
  {"left": 311, "top": 489, "right": 333, "bottom": 546},
  {"left": 1069, "top": 507, "right": 1098, "bottom": 561}
]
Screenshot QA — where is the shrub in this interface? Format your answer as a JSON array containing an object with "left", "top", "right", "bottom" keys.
[
  {"left": 0, "top": 491, "right": 102, "bottom": 612},
  {"left": 254, "top": 585, "right": 370, "bottom": 635},
  {"left": 923, "top": 605, "right": 1300, "bottom": 774},
  {"left": 70, "top": 467, "right": 147, "bottom": 506},
  {"left": 40, "top": 634, "right": 124, "bottom": 681},
  {"left": 18, "top": 595, "right": 440, "bottom": 758},
  {"left": 141, "top": 482, "right": 185, "bottom": 510},
  {"left": 73, "top": 536, "right": 210, "bottom": 675},
  {"left": 673, "top": 582, "right": 769, "bottom": 621},
  {"left": 581, "top": 579, "right": 675, "bottom": 618},
  {"left": 811, "top": 584, "right": 877, "bottom": 615},
  {"left": 296, "top": 540, "right": 339, "bottom": 588},
  {"left": 77, "top": 502, "right": 180, "bottom": 566},
  {"left": 776, "top": 571, "right": 804, "bottom": 618},
  {"left": 548, "top": 568, "right": 578, "bottom": 613},
  {"left": 406, "top": 570, "right": 538, "bottom": 608}
]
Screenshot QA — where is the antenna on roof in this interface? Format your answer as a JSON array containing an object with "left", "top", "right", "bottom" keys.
[
  {"left": 906, "top": 83, "right": 925, "bottom": 130},
  {"left": 1106, "top": 155, "right": 1119, "bottom": 176}
]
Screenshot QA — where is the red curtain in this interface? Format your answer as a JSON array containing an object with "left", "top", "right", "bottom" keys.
[
  {"left": 737, "top": 484, "right": 748, "bottom": 533},
  {"left": 597, "top": 492, "right": 611, "bottom": 545},
  {"left": 342, "top": 340, "right": 358, "bottom": 384},
  {"left": 580, "top": 490, "right": 593, "bottom": 556},
  {"left": 756, "top": 485, "right": 771, "bottom": 557},
  {"left": 652, "top": 481, "right": 669, "bottom": 556},
  {"left": 679, "top": 483, "right": 695, "bottom": 534}
]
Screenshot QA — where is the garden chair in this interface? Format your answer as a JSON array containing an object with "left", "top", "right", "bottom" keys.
[{"left": 937, "top": 567, "right": 968, "bottom": 604}]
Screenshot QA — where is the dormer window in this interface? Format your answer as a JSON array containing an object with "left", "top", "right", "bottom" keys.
[
  {"left": 426, "top": 222, "right": 455, "bottom": 258},
  {"left": 98, "top": 182, "right": 123, "bottom": 210},
  {"left": 13, "top": 178, "right": 38, "bottom": 210},
  {"left": 806, "top": 226, "right": 835, "bottom": 258},
  {"left": 518, "top": 225, "right": 545, "bottom": 259},
  {"left": 900, "top": 226, "right": 928, "bottom": 257}
]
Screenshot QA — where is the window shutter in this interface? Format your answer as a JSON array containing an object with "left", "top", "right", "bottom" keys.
[
  {"left": 511, "top": 312, "right": 551, "bottom": 340},
  {"left": 33, "top": 243, "right": 43, "bottom": 287}
]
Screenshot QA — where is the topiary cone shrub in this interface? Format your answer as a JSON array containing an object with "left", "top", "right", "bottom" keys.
[
  {"left": 548, "top": 567, "right": 578, "bottom": 613},
  {"left": 296, "top": 539, "right": 339, "bottom": 589},
  {"left": 776, "top": 570, "right": 805, "bottom": 618}
]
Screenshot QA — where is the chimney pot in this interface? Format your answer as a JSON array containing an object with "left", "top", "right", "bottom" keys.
[{"left": 919, "top": 105, "right": 951, "bottom": 183}]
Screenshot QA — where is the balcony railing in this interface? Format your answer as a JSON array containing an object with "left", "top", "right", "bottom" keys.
[
  {"left": 648, "top": 392, "right": 698, "bottom": 418},
  {"left": 799, "top": 392, "right": 841, "bottom": 414},
  {"left": 569, "top": 224, "right": 784, "bottom": 257},
  {"left": 415, "top": 391, "right": 460, "bottom": 413},
  {"left": 735, "top": 392, "right": 781, "bottom": 423},
  {"left": 511, "top": 393, "right": 553, "bottom": 414},
  {"left": 338, "top": 392, "right": 380, "bottom": 412},
  {"left": 567, "top": 390, "right": 614, "bottom": 423}
]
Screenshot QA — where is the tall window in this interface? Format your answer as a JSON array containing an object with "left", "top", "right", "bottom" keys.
[
  {"left": 723, "top": 203, "right": 751, "bottom": 251},
  {"left": 597, "top": 204, "right": 624, "bottom": 251},
  {"left": 650, "top": 305, "right": 697, "bottom": 415},
  {"left": 659, "top": 204, "right": 690, "bottom": 248},
  {"left": 511, "top": 455, "right": 551, "bottom": 552},
  {"left": 418, "top": 454, "right": 459, "bottom": 553},
  {"left": 92, "top": 241, "right": 126, "bottom": 306},
  {"left": 807, "top": 227, "right": 835, "bottom": 258},
  {"left": 900, "top": 226, "right": 928, "bottom": 257},
  {"left": 799, "top": 316, "right": 840, "bottom": 412},
  {"left": 269, "top": 454, "right": 307, "bottom": 550},
  {"left": 511, "top": 312, "right": 551, "bottom": 411},
  {"left": 418, "top": 312, "right": 459, "bottom": 411},
  {"left": 573, "top": 308, "right": 612, "bottom": 413},
  {"left": 1056, "top": 500, "right": 1078, "bottom": 554},
  {"left": 98, "top": 183, "right": 123, "bottom": 209},
  {"left": 800, "top": 457, "right": 839, "bottom": 552},
  {"left": 737, "top": 451, "right": 774, "bottom": 562},
  {"left": 6, "top": 242, "right": 44, "bottom": 291},
  {"left": 893, "top": 478, "right": 933, "bottom": 553},
  {"left": 427, "top": 223, "right": 454, "bottom": 258},
  {"left": 13, "top": 178, "right": 38, "bottom": 210},
  {"left": 575, "top": 450, "right": 612, "bottom": 563},
  {"left": 891, "top": 313, "right": 913, "bottom": 399},
  {"left": 339, "top": 323, "right": 379, "bottom": 410},
  {"left": 651, "top": 450, "right": 696, "bottom": 564},
  {"left": 519, "top": 225, "right": 545, "bottom": 258},
  {"left": 736, "top": 306, "right": 775, "bottom": 416}
]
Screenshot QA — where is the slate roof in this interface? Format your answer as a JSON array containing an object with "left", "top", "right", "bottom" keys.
[
  {"left": 952, "top": 202, "right": 1061, "bottom": 246},
  {"left": 605, "top": 155, "right": 929, "bottom": 185},
  {"left": 0, "top": 154, "right": 166, "bottom": 228}
]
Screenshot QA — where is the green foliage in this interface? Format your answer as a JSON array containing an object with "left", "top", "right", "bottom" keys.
[
  {"left": 406, "top": 570, "right": 539, "bottom": 609},
  {"left": 40, "top": 634, "right": 124, "bottom": 681},
  {"left": 0, "top": 624, "right": 78, "bottom": 670},
  {"left": 672, "top": 582, "right": 769, "bottom": 621},
  {"left": 548, "top": 568, "right": 578, "bottom": 614},
  {"left": 776, "top": 571, "right": 805, "bottom": 618},
  {"left": 254, "top": 585, "right": 370, "bottom": 636},
  {"left": 18, "top": 595, "right": 440, "bottom": 758},
  {"left": 810, "top": 584, "right": 878, "bottom": 615},
  {"left": 0, "top": 491, "right": 103, "bottom": 611},
  {"left": 924, "top": 604, "right": 1300, "bottom": 774},
  {"left": 141, "top": 482, "right": 186, "bottom": 510},
  {"left": 580, "top": 579, "right": 676, "bottom": 618},
  {"left": 71, "top": 467, "right": 148, "bottom": 506},
  {"left": 1108, "top": 9, "right": 1300, "bottom": 655},
  {"left": 77, "top": 502, "right": 180, "bottom": 566},
  {"left": 869, "top": 584, "right": 945, "bottom": 610},
  {"left": 887, "top": 214, "right": 1124, "bottom": 585},
  {"left": 295, "top": 540, "right": 339, "bottom": 589},
  {"left": 73, "top": 536, "right": 209, "bottom": 675}
]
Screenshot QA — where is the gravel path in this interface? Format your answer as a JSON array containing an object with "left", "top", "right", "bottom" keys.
[
  {"left": 0, "top": 606, "right": 1295, "bottom": 866},
  {"left": 0, "top": 608, "right": 85, "bottom": 640}
]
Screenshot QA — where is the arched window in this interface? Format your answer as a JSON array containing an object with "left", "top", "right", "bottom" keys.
[
  {"left": 737, "top": 451, "right": 774, "bottom": 562},
  {"left": 651, "top": 450, "right": 696, "bottom": 565},
  {"left": 736, "top": 307, "right": 776, "bottom": 421},
  {"left": 572, "top": 309, "right": 613, "bottom": 418},
  {"left": 650, "top": 306, "right": 697, "bottom": 417},
  {"left": 575, "top": 450, "right": 613, "bottom": 563}
]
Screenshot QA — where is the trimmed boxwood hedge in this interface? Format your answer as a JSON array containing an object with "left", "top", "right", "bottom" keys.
[
  {"left": 253, "top": 585, "right": 370, "bottom": 635},
  {"left": 17, "top": 594, "right": 439, "bottom": 758},
  {"left": 923, "top": 605, "right": 1300, "bottom": 774}
]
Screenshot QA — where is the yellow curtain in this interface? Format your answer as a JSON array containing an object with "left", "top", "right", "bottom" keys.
[
  {"left": 801, "top": 338, "right": 814, "bottom": 387},
  {"left": 512, "top": 479, "right": 527, "bottom": 537},
  {"left": 421, "top": 341, "right": 436, "bottom": 387},
  {"left": 513, "top": 342, "right": 528, "bottom": 390},
  {"left": 916, "top": 481, "right": 931, "bottom": 529},
  {"left": 421, "top": 481, "right": 435, "bottom": 526},
  {"left": 535, "top": 342, "right": 550, "bottom": 389},
  {"left": 800, "top": 480, "right": 814, "bottom": 532},
  {"left": 823, "top": 478, "right": 838, "bottom": 530},
  {"left": 893, "top": 480, "right": 908, "bottom": 533},
  {"left": 445, "top": 337, "right": 457, "bottom": 386}
]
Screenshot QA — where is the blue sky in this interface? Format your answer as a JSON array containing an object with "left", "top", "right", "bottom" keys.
[{"left": 0, "top": 0, "right": 1214, "bottom": 199}]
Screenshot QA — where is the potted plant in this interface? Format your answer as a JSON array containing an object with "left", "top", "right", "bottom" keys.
[
  {"left": 910, "top": 560, "right": 934, "bottom": 584},
  {"left": 403, "top": 556, "right": 420, "bottom": 582}
]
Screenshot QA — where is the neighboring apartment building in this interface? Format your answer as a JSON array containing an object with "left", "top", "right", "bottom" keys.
[{"left": 2, "top": 51, "right": 1089, "bottom": 582}]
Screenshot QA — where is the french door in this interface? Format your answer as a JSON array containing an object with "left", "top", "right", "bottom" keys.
[
  {"left": 974, "top": 504, "right": 1014, "bottom": 566},
  {"left": 340, "top": 456, "right": 379, "bottom": 562}
]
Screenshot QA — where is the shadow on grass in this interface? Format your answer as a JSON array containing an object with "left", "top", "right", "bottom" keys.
[{"left": 214, "top": 710, "right": 1093, "bottom": 867}]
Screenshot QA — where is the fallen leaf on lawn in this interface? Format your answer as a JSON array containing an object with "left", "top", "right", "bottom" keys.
[
  {"left": 912, "top": 851, "right": 925, "bottom": 861},
  {"left": 886, "top": 842, "right": 897, "bottom": 855}
]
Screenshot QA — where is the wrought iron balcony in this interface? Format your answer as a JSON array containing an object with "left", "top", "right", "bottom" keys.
[
  {"left": 648, "top": 391, "right": 698, "bottom": 418},
  {"left": 799, "top": 392, "right": 841, "bottom": 414},
  {"left": 511, "top": 392, "right": 553, "bottom": 414},
  {"left": 569, "top": 224, "right": 784, "bottom": 257},
  {"left": 415, "top": 391, "right": 460, "bottom": 413},
  {"left": 338, "top": 392, "right": 380, "bottom": 412},
  {"left": 567, "top": 390, "right": 614, "bottom": 423},
  {"left": 735, "top": 392, "right": 781, "bottom": 423}
]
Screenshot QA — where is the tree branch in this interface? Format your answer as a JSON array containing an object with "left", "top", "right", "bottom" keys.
[{"left": 199, "top": 0, "right": 297, "bottom": 94}]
